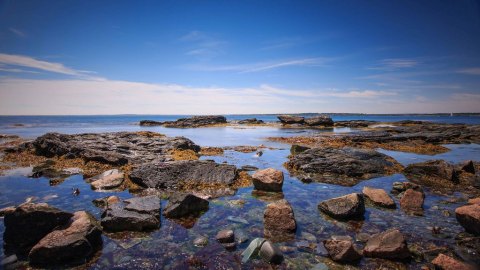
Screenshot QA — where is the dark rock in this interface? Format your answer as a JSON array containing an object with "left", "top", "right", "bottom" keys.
[
  {"left": 139, "top": 120, "right": 163, "bottom": 126},
  {"left": 28, "top": 211, "right": 102, "bottom": 266},
  {"left": 258, "top": 240, "right": 284, "bottom": 264},
  {"left": 87, "top": 169, "right": 124, "bottom": 190},
  {"left": 334, "top": 120, "right": 376, "bottom": 128},
  {"left": 0, "top": 206, "right": 16, "bottom": 217},
  {"left": 216, "top": 229, "right": 235, "bottom": 243},
  {"left": 304, "top": 115, "right": 334, "bottom": 126},
  {"left": 455, "top": 204, "right": 480, "bottom": 235},
  {"left": 101, "top": 202, "right": 160, "bottom": 232},
  {"left": 124, "top": 195, "right": 160, "bottom": 217},
  {"left": 130, "top": 160, "right": 237, "bottom": 190},
  {"left": 400, "top": 188, "right": 425, "bottom": 215},
  {"left": 92, "top": 196, "right": 120, "bottom": 208},
  {"left": 318, "top": 193, "right": 365, "bottom": 220},
  {"left": 290, "top": 144, "right": 310, "bottom": 156},
  {"left": 252, "top": 168, "right": 284, "bottom": 192},
  {"left": 363, "top": 229, "right": 410, "bottom": 259},
  {"left": 277, "top": 115, "right": 305, "bottom": 124},
  {"left": 163, "top": 115, "right": 227, "bottom": 128},
  {"left": 163, "top": 193, "right": 209, "bottom": 218},
  {"left": 459, "top": 160, "right": 475, "bottom": 174},
  {"left": 362, "top": 186, "right": 396, "bottom": 208},
  {"left": 264, "top": 199, "right": 296, "bottom": 242},
  {"left": 238, "top": 118, "right": 264, "bottom": 124},
  {"left": 404, "top": 160, "right": 459, "bottom": 189},
  {"left": 287, "top": 147, "right": 402, "bottom": 186},
  {"left": 240, "top": 165, "right": 258, "bottom": 171},
  {"left": 323, "top": 238, "right": 362, "bottom": 262},
  {"left": 3, "top": 203, "right": 73, "bottom": 256},
  {"left": 391, "top": 181, "right": 421, "bottom": 195}
]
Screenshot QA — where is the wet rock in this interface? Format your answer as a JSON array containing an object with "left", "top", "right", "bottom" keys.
[
  {"left": 278, "top": 115, "right": 305, "bottom": 124},
  {"left": 124, "top": 195, "right": 160, "bottom": 217},
  {"left": 304, "top": 115, "right": 334, "bottom": 126},
  {"left": 162, "top": 115, "right": 227, "bottom": 128},
  {"left": 432, "top": 254, "right": 473, "bottom": 270},
  {"left": 87, "top": 169, "right": 124, "bottom": 190},
  {"left": 92, "top": 196, "right": 121, "bottom": 208},
  {"left": 362, "top": 186, "right": 396, "bottom": 208},
  {"left": 323, "top": 237, "right": 362, "bottom": 262},
  {"left": 238, "top": 118, "right": 264, "bottom": 124},
  {"left": 163, "top": 193, "right": 209, "bottom": 218},
  {"left": 3, "top": 203, "right": 73, "bottom": 256},
  {"left": 264, "top": 199, "right": 296, "bottom": 242},
  {"left": 241, "top": 238, "right": 266, "bottom": 263},
  {"left": 459, "top": 160, "right": 475, "bottom": 174},
  {"left": 101, "top": 199, "right": 160, "bottom": 232},
  {"left": 290, "top": 144, "right": 310, "bottom": 156},
  {"left": 363, "top": 228, "right": 410, "bottom": 259},
  {"left": 193, "top": 236, "right": 208, "bottom": 247},
  {"left": 241, "top": 165, "right": 258, "bottom": 171},
  {"left": 400, "top": 188, "right": 425, "bottom": 215},
  {"left": 287, "top": 147, "right": 402, "bottom": 186},
  {"left": 318, "top": 193, "right": 365, "bottom": 220},
  {"left": 28, "top": 211, "right": 102, "bottom": 266},
  {"left": 216, "top": 229, "right": 235, "bottom": 243},
  {"left": 0, "top": 206, "right": 16, "bottom": 217},
  {"left": 258, "top": 240, "right": 284, "bottom": 264},
  {"left": 252, "top": 168, "right": 284, "bottom": 192},
  {"left": 455, "top": 204, "right": 480, "bottom": 235},
  {"left": 130, "top": 160, "right": 237, "bottom": 190},
  {"left": 139, "top": 120, "right": 163, "bottom": 126},
  {"left": 391, "top": 181, "right": 421, "bottom": 195},
  {"left": 404, "top": 160, "right": 459, "bottom": 189}
]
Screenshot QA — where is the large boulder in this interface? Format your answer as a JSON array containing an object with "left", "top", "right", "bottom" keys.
[
  {"left": 162, "top": 115, "right": 227, "bottom": 128},
  {"left": 318, "top": 193, "right": 365, "bottom": 220},
  {"left": 28, "top": 211, "right": 102, "bottom": 266},
  {"left": 287, "top": 147, "right": 402, "bottom": 186},
  {"left": 163, "top": 193, "right": 209, "bottom": 218},
  {"left": 130, "top": 160, "right": 237, "bottom": 190},
  {"left": 3, "top": 203, "right": 73, "bottom": 256},
  {"left": 264, "top": 199, "right": 296, "bottom": 242},
  {"left": 400, "top": 188, "right": 425, "bottom": 216},
  {"left": 252, "top": 168, "right": 284, "bottom": 192},
  {"left": 362, "top": 186, "right": 396, "bottom": 208},
  {"left": 304, "top": 115, "right": 334, "bottom": 126},
  {"left": 363, "top": 229, "right": 410, "bottom": 259},
  {"left": 455, "top": 204, "right": 480, "bottom": 235},
  {"left": 323, "top": 237, "right": 362, "bottom": 262},
  {"left": 404, "top": 160, "right": 459, "bottom": 189},
  {"left": 87, "top": 169, "right": 124, "bottom": 190},
  {"left": 277, "top": 115, "right": 305, "bottom": 124}
]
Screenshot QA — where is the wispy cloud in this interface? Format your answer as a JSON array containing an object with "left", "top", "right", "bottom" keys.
[
  {"left": 457, "top": 67, "right": 480, "bottom": 75},
  {"left": 180, "top": 31, "right": 227, "bottom": 59},
  {"left": 186, "top": 57, "right": 334, "bottom": 73},
  {"left": 368, "top": 58, "right": 419, "bottom": 71},
  {"left": 9, "top": 28, "right": 26, "bottom": 38},
  {"left": 0, "top": 53, "right": 91, "bottom": 76}
]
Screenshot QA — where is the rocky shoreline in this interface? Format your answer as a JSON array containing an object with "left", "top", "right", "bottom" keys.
[{"left": 0, "top": 116, "right": 479, "bottom": 269}]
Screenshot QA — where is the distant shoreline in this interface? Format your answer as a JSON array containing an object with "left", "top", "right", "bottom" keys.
[{"left": 1, "top": 113, "right": 480, "bottom": 117}]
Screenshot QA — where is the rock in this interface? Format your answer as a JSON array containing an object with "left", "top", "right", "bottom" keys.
[
  {"left": 467, "top": 197, "right": 480, "bottom": 205},
  {"left": 334, "top": 120, "right": 376, "bottom": 128},
  {"left": 459, "top": 160, "right": 475, "bottom": 174},
  {"left": 241, "top": 165, "right": 258, "bottom": 171},
  {"left": 277, "top": 115, "right": 305, "bottom": 124},
  {"left": 101, "top": 201, "right": 160, "bottom": 232},
  {"left": 287, "top": 147, "right": 402, "bottom": 186},
  {"left": 241, "top": 238, "right": 266, "bottom": 263},
  {"left": 400, "top": 188, "right": 425, "bottom": 215},
  {"left": 455, "top": 204, "right": 480, "bottom": 235},
  {"left": 323, "top": 238, "right": 362, "bottom": 262},
  {"left": 238, "top": 118, "right": 264, "bottom": 124},
  {"left": 163, "top": 193, "right": 209, "bottom": 218},
  {"left": 87, "top": 169, "right": 124, "bottom": 190},
  {"left": 216, "top": 229, "right": 235, "bottom": 243},
  {"left": 162, "top": 115, "right": 227, "bottom": 128},
  {"left": 362, "top": 186, "right": 396, "bottom": 208},
  {"left": 258, "top": 240, "right": 284, "bottom": 264},
  {"left": 304, "top": 115, "right": 334, "bottom": 126},
  {"left": 0, "top": 206, "right": 16, "bottom": 217},
  {"left": 1, "top": 254, "right": 17, "bottom": 267},
  {"left": 363, "top": 229, "right": 410, "bottom": 259},
  {"left": 264, "top": 199, "right": 297, "bottom": 242},
  {"left": 432, "top": 254, "right": 473, "bottom": 270},
  {"left": 290, "top": 144, "right": 310, "bottom": 156},
  {"left": 252, "top": 168, "right": 284, "bottom": 192},
  {"left": 124, "top": 195, "right": 160, "bottom": 217},
  {"left": 404, "top": 160, "right": 459, "bottom": 189},
  {"left": 130, "top": 160, "right": 237, "bottom": 190},
  {"left": 92, "top": 196, "right": 121, "bottom": 208},
  {"left": 139, "top": 120, "right": 163, "bottom": 126},
  {"left": 3, "top": 203, "right": 73, "bottom": 256},
  {"left": 318, "top": 193, "right": 365, "bottom": 220},
  {"left": 28, "top": 211, "right": 102, "bottom": 266},
  {"left": 193, "top": 236, "right": 209, "bottom": 247},
  {"left": 391, "top": 181, "right": 421, "bottom": 195},
  {"left": 26, "top": 132, "right": 200, "bottom": 165}
]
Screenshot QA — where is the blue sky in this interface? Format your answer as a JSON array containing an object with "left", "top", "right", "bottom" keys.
[{"left": 0, "top": 0, "right": 480, "bottom": 114}]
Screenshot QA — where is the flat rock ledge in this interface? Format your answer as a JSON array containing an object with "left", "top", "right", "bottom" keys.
[
  {"left": 163, "top": 115, "right": 227, "bottom": 128},
  {"left": 287, "top": 147, "right": 403, "bottom": 186}
]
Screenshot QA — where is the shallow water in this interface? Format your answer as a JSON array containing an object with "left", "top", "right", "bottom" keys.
[{"left": 0, "top": 119, "right": 479, "bottom": 269}]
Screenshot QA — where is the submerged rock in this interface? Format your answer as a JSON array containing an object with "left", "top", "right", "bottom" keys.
[
  {"left": 318, "top": 193, "right": 365, "bottom": 220},
  {"left": 163, "top": 193, "right": 209, "bottom": 218},
  {"left": 130, "top": 160, "right": 237, "bottom": 190},
  {"left": 363, "top": 229, "right": 410, "bottom": 259},
  {"left": 455, "top": 204, "right": 480, "bottom": 235},
  {"left": 277, "top": 115, "right": 304, "bottom": 124},
  {"left": 216, "top": 229, "right": 236, "bottom": 250},
  {"left": 3, "top": 203, "right": 73, "bottom": 256},
  {"left": 259, "top": 240, "right": 284, "bottom": 264},
  {"left": 252, "top": 168, "right": 284, "bottom": 192},
  {"left": 362, "top": 186, "right": 396, "bottom": 208},
  {"left": 28, "top": 211, "right": 102, "bottom": 266},
  {"left": 323, "top": 237, "right": 362, "bottom": 262},
  {"left": 87, "top": 169, "right": 124, "bottom": 190},
  {"left": 287, "top": 147, "right": 402, "bottom": 186},
  {"left": 432, "top": 253, "right": 474, "bottom": 270},
  {"left": 241, "top": 238, "right": 266, "bottom": 263},
  {"left": 400, "top": 188, "right": 425, "bottom": 215},
  {"left": 264, "top": 199, "right": 296, "bottom": 242},
  {"left": 162, "top": 115, "right": 227, "bottom": 128}
]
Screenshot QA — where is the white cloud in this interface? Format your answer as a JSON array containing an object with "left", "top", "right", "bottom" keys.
[
  {"left": 180, "top": 31, "right": 227, "bottom": 59},
  {"left": 9, "top": 28, "right": 26, "bottom": 38},
  {"left": 0, "top": 53, "right": 93, "bottom": 76},
  {"left": 457, "top": 67, "right": 480, "bottom": 75},
  {"left": 368, "top": 58, "right": 419, "bottom": 71}
]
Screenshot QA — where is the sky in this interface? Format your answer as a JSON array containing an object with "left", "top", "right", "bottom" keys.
[{"left": 0, "top": 0, "right": 480, "bottom": 115}]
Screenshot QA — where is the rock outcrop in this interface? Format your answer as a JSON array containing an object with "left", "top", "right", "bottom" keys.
[
  {"left": 162, "top": 115, "right": 227, "bottom": 128},
  {"left": 304, "top": 115, "right": 334, "bottom": 126},
  {"left": 252, "top": 168, "right": 284, "bottom": 192},
  {"left": 264, "top": 199, "right": 296, "bottom": 242},
  {"left": 318, "top": 193, "right": 365, "bottom": 220},
  {"left": 363, "top": 229, "right": 410, "bottom": 259},
  {"left": 238, "top": 118, "right": 264, "bottom": 124},
  {"left": 287, "top": 147, "right": 402, "bottom": 186},
  {"left": 139, "top": 120, "right": 163, "bottom": 126},
  {"left": 404, "top": 160, "right": 458, "bottom": 189},
  {"left": 277, "top": 115, "right": 304, "bottom": 124}
]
